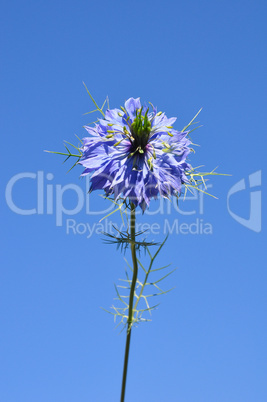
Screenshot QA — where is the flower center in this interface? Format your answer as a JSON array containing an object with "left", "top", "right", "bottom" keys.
[{"left": 130, "top": 108, "right": 151, "bottom": 153}]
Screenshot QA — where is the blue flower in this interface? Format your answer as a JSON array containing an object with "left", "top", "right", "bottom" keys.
[{"left": 79, "top": 97, "right": 192, "bottom": 210}]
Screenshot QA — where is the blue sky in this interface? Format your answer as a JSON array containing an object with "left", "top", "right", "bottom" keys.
[{"left": 1, "top": 1, "right": 266, "bottom": 401}]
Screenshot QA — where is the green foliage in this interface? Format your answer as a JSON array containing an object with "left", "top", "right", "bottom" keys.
[{"left": 102, "top": 237, "right": 176, "bottom": 331}]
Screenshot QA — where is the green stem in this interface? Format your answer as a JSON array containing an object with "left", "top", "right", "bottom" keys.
[{"left": 120, "top": 204, "right": 138, "bottom": 402}]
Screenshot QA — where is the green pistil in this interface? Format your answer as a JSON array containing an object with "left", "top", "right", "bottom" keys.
[{"left": 131, "top": 108, "right": 151, "bottom": 151}]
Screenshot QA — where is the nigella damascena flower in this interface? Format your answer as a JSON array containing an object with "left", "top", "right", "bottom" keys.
[{"left": 79, "top": 97, "right": 192, "bottom": 211}]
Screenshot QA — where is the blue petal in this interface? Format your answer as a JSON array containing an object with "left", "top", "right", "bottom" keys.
[{"left": 124, "top": 97, "right": 141, "bottom": 121}]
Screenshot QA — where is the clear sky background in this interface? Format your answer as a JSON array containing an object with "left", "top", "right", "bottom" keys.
[{"left": 1, "top": 1, "right": 266, "bottom": 401}]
